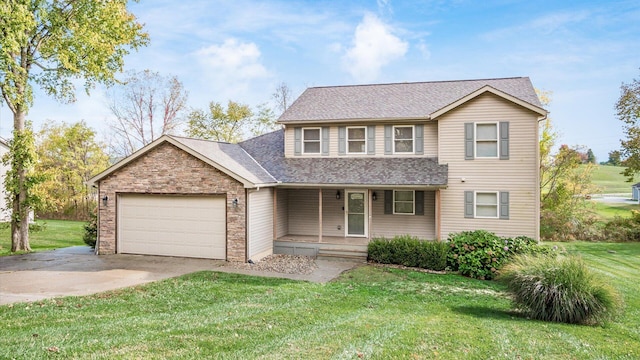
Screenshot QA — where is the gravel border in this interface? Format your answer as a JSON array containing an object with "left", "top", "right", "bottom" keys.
[{"left": 226, "top": 254, "right": 318, "bottom": 275}]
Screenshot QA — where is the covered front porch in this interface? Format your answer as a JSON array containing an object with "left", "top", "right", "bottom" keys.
[{"left": 272, "top": 187, "right": 441, "bottom": 260}]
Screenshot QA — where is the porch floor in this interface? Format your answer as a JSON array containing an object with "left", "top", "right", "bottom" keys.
[{"left": 276, "top": 234, "right": 370, "bottom": 246}]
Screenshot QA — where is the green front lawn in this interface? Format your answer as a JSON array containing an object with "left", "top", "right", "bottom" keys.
[
  {"left": 0, "top": 220, "right": 85, "bottom": 256},
  {"left": 1, "top": 242, "right": 639, "bottom": 359}
]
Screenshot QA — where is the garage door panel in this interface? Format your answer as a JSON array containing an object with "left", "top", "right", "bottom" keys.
[{"left": 118, "top": 194, "right": 226, "bottom": 259}]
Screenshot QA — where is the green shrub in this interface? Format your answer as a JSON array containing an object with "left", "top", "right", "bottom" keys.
[
  {"left": 447, "top": 230, "right": 553, "bottom": 280},
  {"left": 83, "top": 210, "right": 98, "bottom": 248},
  {"left": 603, "top": 211, "right": 640, "bottom": 242},
  {"left": 368, "top": 235, "right": 448, "bottom": 271},
  {"left": 498, "top": 254, "right": 622, "bottom": 324}
]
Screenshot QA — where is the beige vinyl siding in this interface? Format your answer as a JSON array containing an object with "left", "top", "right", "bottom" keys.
[
  {"left": 371, "top": 191, "right": 436, "bottom": 239},
  {"left": 287, "top": 188, "right": 319, "bottom": 235},
  {"left": 284, "top": 127, "right": 295, "bottom": 157},
  {"left": 275, "top": 189, "right": 289, "bottom": 238},
  {"left": 247, "top": 189, "right": 274, "bottom": 260},
  {"left": 423, "top": 122, "right": 438, "bottom": 157},
  {"left": 323, "top": 189, "right": 345, "bottom": 236},
  {"left": 437, "top": 93, "right": 540, "bottom": 239}
]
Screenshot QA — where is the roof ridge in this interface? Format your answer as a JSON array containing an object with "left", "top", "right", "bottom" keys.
[{"left": 305, "top": 77, "right": 529, "bottom": 90}]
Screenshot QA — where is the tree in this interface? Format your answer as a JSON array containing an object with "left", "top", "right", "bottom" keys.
[
  {"left": 605, "top": 150, "right": 622, "bottom": 166},
  {"left": 35, "top": 121, "right": 109, "bottom": 220},
  {"left": 586, "top": 149, "right": 596, "bottom": 164},
  {"left": 186, "top": 101, "right": 253, "bottom": 143},
  {"left": 107, "top": 69, "right": 188, "bottom": 158},
  {"left": 272, "top": 82, "right": 292, "bottom": 116},
  {"left": 0, "top": 0, "right": 148, "bottom": 251},
  {"left": 250, "top": 103, "right": 280, "bottom": 137},
  {"left": 616, "top": 71, "right": 640, "bottom": 180}
]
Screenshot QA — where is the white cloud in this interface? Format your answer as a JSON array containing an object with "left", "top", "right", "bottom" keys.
[
  {"left": 417, "top": 40, "right": 431, "bottom": 60},
  {"left": 343, "top": 13, "right": 408, "bottom": 82},
  {"left": 192, "top": 38, "right": 271, "bottom": 104}
]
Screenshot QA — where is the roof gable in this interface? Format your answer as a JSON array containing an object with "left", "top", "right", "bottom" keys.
[
  {"left": 278, "top": 77, "right": 545, "bottom": 123},
  {"left": 88, "top": 135, "right": 276, "bottom": 187}
]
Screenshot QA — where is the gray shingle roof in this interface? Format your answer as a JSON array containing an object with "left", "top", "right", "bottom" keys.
[
  {"left": 169, "top": 136, "right": 277, "bottom": 185},
  {"left": 279, "top": 77, "right": 542, "bottom": 122},
  {"left": 240, "top": 130, "right": 448, "bottom": 186}
]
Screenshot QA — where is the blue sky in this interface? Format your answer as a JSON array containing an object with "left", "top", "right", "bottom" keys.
[{"left": 1, "top": 0, "right": 638, "bottom": 161}]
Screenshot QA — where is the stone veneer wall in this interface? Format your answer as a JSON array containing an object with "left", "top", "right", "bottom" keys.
[{"left": 97, "top": 142, "right": 246, "bottom": 261}]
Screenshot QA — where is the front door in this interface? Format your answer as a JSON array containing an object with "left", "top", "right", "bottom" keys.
[{"left": 346, "top": 190, "right": 367, "bottom": 237}]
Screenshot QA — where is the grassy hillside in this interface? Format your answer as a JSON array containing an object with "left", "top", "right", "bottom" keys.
[{"left": 590, "top": 165, "right": 636, "bottom": 194}]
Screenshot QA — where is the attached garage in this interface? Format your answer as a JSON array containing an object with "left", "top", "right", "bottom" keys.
[{"left": 118, "top": 194, "right": 226, "bottom": 259}]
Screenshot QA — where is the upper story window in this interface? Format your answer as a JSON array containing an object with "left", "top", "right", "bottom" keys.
[
  {"left": 303, "top": 128, "right": 321, "bottom": 154},
  {"left": 347, "top": 127, "right": 366, "bottom": 154},
  {"left": 475, "top": 123, "right": 498, "bottom": 158},
  {"left": 393, "top": 125, "right": 414, "bottom": 153},
  {"left": 393, "top": 190, "right": 415, "bottom": 215},
  {"left": 465, "top": 122, "right": 509, "bottom": 160}
]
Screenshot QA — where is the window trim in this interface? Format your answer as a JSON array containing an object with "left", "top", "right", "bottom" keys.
[
  {"left": 393, "top": 125, "right": 415, "bottom": 154},
  {"left": 474, "top": 191, "right": 499, "bottom": 219},
  {"left": 302, "top": 127, "right": 322, "bottom": 154},
  {"left": 346, "top": 126, "right": 367, "bottom": 154},
  {"left": 393, "top": 190, "right": 415, "bottom": 215},
  {"left": 474, "top": 122, "right": 499, "bottom": 159}
]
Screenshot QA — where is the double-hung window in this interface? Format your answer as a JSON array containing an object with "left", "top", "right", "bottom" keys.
[
  {"left": 393, "top": 190, "right": 415, "bottom": 215},
  {"left": 347, "top": 127, "right": 366, "bottom": 154},
  {"left": 475, "top": 123, "right": 498, "bottom": 158},
  {"left": 393, "top": 125, "right": 414, "bottom": 153},
  {"left": 302, "top": 128, "right": 321, "bottom": 154},
  {"left": 475, "top": 192, "right": 498, "bottom": 218}
]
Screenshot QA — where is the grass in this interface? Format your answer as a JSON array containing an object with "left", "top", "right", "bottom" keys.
[
  {"left": 0, "top": 220, "right": 85, "bottom": 256},
  {"left": 1, "top": 242, "right": 639, "bottom": 359},
  {"left": 590, "top": 165, "right": 636, "bottom": 194},
  {"left": 592, "top": 201, "right": 638, "bottom": 219}
]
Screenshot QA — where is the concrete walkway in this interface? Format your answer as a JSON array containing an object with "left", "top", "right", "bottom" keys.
[{"left": 0, "top": 246, "right": 361, "bottom": 305}]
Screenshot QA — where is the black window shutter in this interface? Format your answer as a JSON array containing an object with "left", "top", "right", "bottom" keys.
[
  {"left": 415, "top": 190, "right": 424, "bottom": 215},
  {"left": 384, "top": 190, "right": 393, "bottom": 214}
]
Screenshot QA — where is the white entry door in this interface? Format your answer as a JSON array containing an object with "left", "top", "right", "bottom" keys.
[{"left": 346, "top": 190, "right": 367, "bottom": 237}]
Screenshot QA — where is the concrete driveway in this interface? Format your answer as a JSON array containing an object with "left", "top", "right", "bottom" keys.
[
  {"left": 0, "top": 246, "right": 223, "bottom": 305},
  {"left": 0, "top": 246, "right": 361, "bottom": 305}
]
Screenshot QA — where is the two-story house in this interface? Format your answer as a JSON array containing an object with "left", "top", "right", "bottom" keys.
[{"left": 89, "top": 77, "right": 547, "bottom": 262}]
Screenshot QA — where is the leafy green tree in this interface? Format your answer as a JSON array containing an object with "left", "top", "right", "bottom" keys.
[
  {"left": 0, "top": 0, "right": 148, "bottom": 251},
  {"left": 617, "top": 71, "right": 640, "bottom": 180},
  {"left": 605, "top": 150, "right": 622, "bottom": 166},
  {"left": 586, "top": 149, "right": 596, "bottom": 164},
  {"left": 250, "top": 103, "right": 280, "bottom": 137},
  {"left": 539, "top": 97, "right": 597, "bottom": 240},
  {"left": 35, "top": 121, "right": 110, "bottom": 220},
  {"left": 186, "top": 101, "right": 253, "bottom": 143}
]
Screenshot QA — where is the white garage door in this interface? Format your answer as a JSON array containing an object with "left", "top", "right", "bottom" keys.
[{"left": 118, "top": 194, "right": 226, "bottom": 259}]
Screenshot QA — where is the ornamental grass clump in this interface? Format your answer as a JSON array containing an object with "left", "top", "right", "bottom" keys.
[{"left": 498, "top": 254, "right": 622, "bottom": 325}]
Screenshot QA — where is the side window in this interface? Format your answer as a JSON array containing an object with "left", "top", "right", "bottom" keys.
[
  {"left": 302, "top": 128, "right": 321, "bottom": 154},
  {"left": 393, "top": 125, "right": 414, "bottom": 153},
  {"left": 465, "top": 122, "right": 509, "bottom": 160},
  {"left": 347, "top": 127, "right": 366, "bottom": 154},
  {"left": 464, "top": 191, "right": 509, "bottom": 219}
]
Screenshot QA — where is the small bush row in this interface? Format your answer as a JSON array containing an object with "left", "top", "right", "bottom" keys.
[
  {"left": 446, "top": 230, "right": 552, "bottom": 280},
  {"left": 368, "top": 235, "right": 448, "bottom": 271}
]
